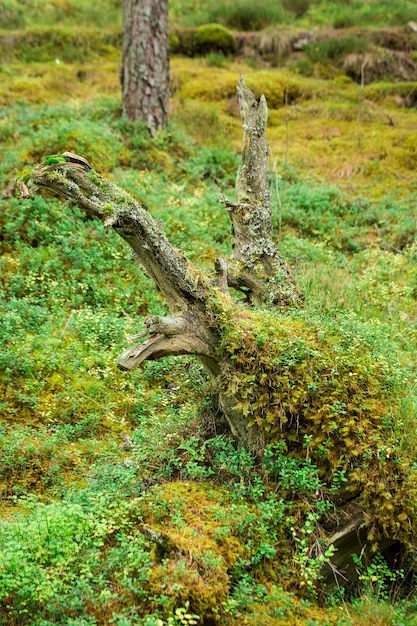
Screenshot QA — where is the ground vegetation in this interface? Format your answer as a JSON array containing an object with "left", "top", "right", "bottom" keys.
[{"left": 0, "top": 1, "right": 417, "bottom": 624}]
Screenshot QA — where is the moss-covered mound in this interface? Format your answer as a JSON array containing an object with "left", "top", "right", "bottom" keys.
[
  {"left": 193, "top": 24, "right": 236, "bottom": 55},
  {"left": 218, "top": 308, "right": 417, "bottom": 547},
  {"left": 0, "top": 479, "right": 345, "bottom": 624}
]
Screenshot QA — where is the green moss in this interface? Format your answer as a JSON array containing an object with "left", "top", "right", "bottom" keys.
[
  {"left": 247, "top": 72, "right": 312, "bottom": 108},
  {"left": 177, "top": 67, "right": 314, "bottom": 107},
  {"left": 179, "top": 72, "right": 238, "bottom": 101},
  {"left": 193, "top": 24, "right": 236, "bottom": 56},
  {"left": 42, "top": 155, "right": 66, "bottom": 166},
  {"left": 143, "top": 483, "right": 236, "bottom": 618},
  {"left": 217, "top": 308, "right": 417, "bottom": 547},
  {"left": 365, "top": 80, "right": 417, "bottom": 107},
  {"left": 139, "top": 480, "right": 299, "bottom": 618}
]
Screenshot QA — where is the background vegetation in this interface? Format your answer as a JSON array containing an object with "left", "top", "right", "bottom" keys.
[{"left": 1, "top": 0, "right": 417, "bottom": 624}]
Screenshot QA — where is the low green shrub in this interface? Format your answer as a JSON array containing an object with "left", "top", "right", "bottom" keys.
[
  {"left": 275, "top": 179, "right": 417, "bottom": 253},
  {"left": 0, "top": 4, "right": 25, "bottom": 29},
  {"left": 0, "top": 437, "right": 341, "bottom": 623},
  {"left": 171, "top": 27, "right": 196, "bottom": 55},
  {"left": 205, "top": 51, "right": 228, "bottom": 68},
  {"left": 169, "top": 30, "right": 181, "bottom": 53},
  {"left": 0, "top": 0, "right": 121, "bottom": 30},
  {"left": 287, "top": 57, "right": 315, "bottom": 76},
  {"left": 282, "top": 0, "right": 311, "bottom": 18}
]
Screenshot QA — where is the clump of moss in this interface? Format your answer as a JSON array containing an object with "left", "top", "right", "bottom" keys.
[
  {"left": 365, "top": 80, "right": 417, "bottom": 107},
  {"left": 193, "top": 24, "right": 236, "bottom": 56},
  {"left": 217, "top": 308, "right": 417, "bottom": 547},
  {"left": 248, "top": 71, "right": 313, "bottom": 107},
  {"left": 143, "top": 483, "right": 237, "bottom": 618},
  {"left": 175, "top": 66, "right": 315, "bottom": 107}
]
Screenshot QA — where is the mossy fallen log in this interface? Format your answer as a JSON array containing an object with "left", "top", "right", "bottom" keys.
[{"left": 21, "top": 78, "right": 417, "bottom": 591}]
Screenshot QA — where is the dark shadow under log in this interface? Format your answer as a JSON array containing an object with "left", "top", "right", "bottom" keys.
[{"left": 322, "top": 501, "right": 398, "bottom": 588}]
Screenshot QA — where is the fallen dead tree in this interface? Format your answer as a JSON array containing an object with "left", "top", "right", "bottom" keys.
[{"left": 20, "top": 78, "right": 417, "bottom": 587}]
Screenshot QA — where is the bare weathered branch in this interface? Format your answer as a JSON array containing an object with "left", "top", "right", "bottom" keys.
[
  {"left": 116, "top": 314, "right": 216, "bottom": 370},
  {"left": 27, "top": 156, "right": 211, "bottom": 314}
]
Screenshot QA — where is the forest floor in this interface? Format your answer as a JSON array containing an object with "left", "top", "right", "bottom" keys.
[{"left": 1, "top": 2, "right": 417, "bottom": 624}]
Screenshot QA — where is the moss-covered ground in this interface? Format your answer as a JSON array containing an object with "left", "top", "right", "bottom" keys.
[{"left": 1, "top": 1, "right": 417, "bottom": 624}]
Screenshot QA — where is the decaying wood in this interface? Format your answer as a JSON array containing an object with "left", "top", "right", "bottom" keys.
[
  {"left": 321, "top": 502, "right": 397, "bottom": 587},
  {"left": 321, "top": 502, "right": 367, "bottom": 586},
  {"left": 116, "top": 314, "right": 215, "bottom": 370},
  {"left": 217, "top": 76, "right": 301, "bottom": 308}
]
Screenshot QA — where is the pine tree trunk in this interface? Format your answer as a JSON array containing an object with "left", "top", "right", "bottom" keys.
[{"left": 121, "top": 0, "right": 169, "bottom": 136}]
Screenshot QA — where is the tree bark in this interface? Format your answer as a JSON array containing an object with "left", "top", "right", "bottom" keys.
[{"left": 122, "top": 0, "right": 169, "bottom": 136}]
